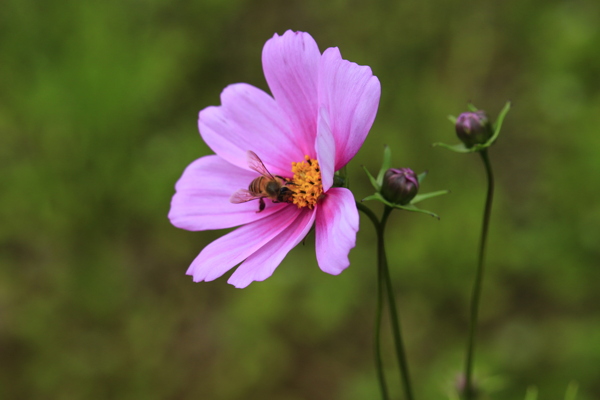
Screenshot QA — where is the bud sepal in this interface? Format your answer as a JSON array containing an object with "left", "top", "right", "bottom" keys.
[
  {"left": 362, "top": 146, "right": 448, "bottom": 219},
  {"left": 434, "top": 101, "right": 511, "bottom": 153}
]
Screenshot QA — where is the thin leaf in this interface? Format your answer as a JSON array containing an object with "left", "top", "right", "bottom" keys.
[
  {"left": 488, "top": 101, "right": 511, "bottom": 145},
  {"left": 417, "top": 170, "right": 428, "bottom": 184},
  {"left": 432, "top": 142, "right": 473, "bottom": 153},
  {"left": 411, "top": 190, "right": 449, "bottom": 204},
  {"left": 376, "top": 145, "right": 392, "bottom": 187},
  {"left": 363, "top": 191, "right": 443, "bottom": 219},
  {"left": 363, "top": 192, "right": 396, "bottom": 207},
  {"left": 448, "top": 114, "right": 457, "bottom": 124},
  {"left": 361, "top": 194, "right": 381, "bottom": 203},
  {"left": 393, "top": 203, "right": 440, "bottom": 219},
  {"left": 467, "top": 103, "right": 479, "bottom": 112},
  {"left": 362, "top": 165, "right": 379, "bottom": 190},
  {"left": 374, "top": 192, "right": 392, "bottom": 205}
]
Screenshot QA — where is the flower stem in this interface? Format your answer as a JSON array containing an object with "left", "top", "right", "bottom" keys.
[
  {"left": 381, "top": 206, "right": 414, "bottom": 400},
  {"left": 463, "top": 149, "right": 495, "bottom": 399},
  {"left": 357, "top": 202, "right": 414, "bottom": 400},
  {"left": 356, "top": 202, "right": 389, "bottom": 400}
]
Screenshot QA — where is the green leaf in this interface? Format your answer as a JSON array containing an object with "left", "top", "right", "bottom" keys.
[
  {"left": 447, "top": 114, "right": 457, "bottom": 124},
  {"left": 376, "top": 145, "right": 392, "bottom": 187},
  {"left": 417, "top": 171, "right": 428, "bottom": 184},
  {"left": 362, "top": 192, "right": 395, "bottom": 206},
  {"left": 432, "top": 141, "right": 473, "bottom": 153},
  {"left": 411, "top": 190, "right": 449, "bottom": 204},
  {"left": 467, "top": 103, "right": 479, "bottom": 112},
  {"left": 392, "top": 203, "right": 440, "bottom": 219},
  {"left": 376, "top": 192, "right": 392, "bottom": 204},
  {"left": 361, "top": 192, "right": 394, "bottom": 207},
  {"left": 361, "top": 194, "right": 381, "bottom": 202},
  {"left": 362, "top": 165, "right": 380, "bottom": 191},
  {"left": 488, "top": 101, "right": 511, "bottom": 145},
  {"left": 362, "top": 191, "right": 443, "bottom": 219}
]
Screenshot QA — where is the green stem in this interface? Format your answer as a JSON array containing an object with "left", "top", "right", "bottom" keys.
[
  {"left": 357, "top": 202, "right": 414, "bottom": 400},
  {"left": 464, "top": 149, "right": 495, "bottom": 399},
  {"left": 356, "top": 202, "right": 389, "bottom": 400},
  {"left": 381, "top": 206, "right": 414, "bottom": 400}
]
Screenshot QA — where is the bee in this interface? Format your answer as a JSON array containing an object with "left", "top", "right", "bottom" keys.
[{"left": 230, "top": 150, "right": 294, "bottom": 212}]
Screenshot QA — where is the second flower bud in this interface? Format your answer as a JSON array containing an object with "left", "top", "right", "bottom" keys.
[{"left": 455, "top": 110, "right": 493, "bottom": 148}]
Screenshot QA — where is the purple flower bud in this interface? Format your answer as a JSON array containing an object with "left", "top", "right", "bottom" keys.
[
  {"left": 455, "top": 111, "right": 493, "bottom": 148},
  {"left": 381, "top": 168, "right": 419, "bottom": 205}
]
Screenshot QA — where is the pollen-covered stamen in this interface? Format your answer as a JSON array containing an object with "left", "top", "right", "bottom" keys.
[{"left": 289, "top": 155, "right": 323, "bottom": 209}]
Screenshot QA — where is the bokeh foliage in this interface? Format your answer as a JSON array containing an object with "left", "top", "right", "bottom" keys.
[{"left": 1, "top": 0, "right": 599, "bottom": 399}]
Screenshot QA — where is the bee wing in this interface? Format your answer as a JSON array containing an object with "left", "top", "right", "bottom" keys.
[
  {"left": 247, "top": 150, "right": 274, "bottom": 179},
  {"left": 230, "top": 189, "right": 262, "bottom": 204}
]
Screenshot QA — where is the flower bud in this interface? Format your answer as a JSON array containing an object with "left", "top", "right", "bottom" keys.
[
  {"left": 381, "top": 168, "right": 419, "bottom": 205},
  {"left": 455, "top": 111, "right": 493, "bottom": 148}
]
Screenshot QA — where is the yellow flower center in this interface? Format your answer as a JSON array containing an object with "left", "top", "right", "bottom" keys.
[{"left": 289, "top": 155, "right": 323, "bottom": 209}]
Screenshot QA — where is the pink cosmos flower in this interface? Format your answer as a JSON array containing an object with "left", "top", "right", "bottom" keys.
[{"left": 169, "top": 30, "right": 380, "bottom": 288}]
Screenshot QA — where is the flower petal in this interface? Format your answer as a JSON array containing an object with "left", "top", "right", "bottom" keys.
[
  {"left": 187, "top": 205, "right": 303, "bottom": 282},
  {"left": 228, "top": 207, "right": 316, "bottom": 288},
  {"left": 169, "top": 155, "right": 287, "bottom": 231},
  {"left": 315, "top": 187, "right": 359, "bottom": 275},
  {"left": 318, "top": 47, "right": 381, "bottom": 170},
  {"left": 316, "top": 107, "right": 335, "bottom": 191},
  {"left": 199, "top": 83, "right": 304, "bottom": 177},
  {"left": 262, "top": 31, "right": 321, "bottom": 157}
]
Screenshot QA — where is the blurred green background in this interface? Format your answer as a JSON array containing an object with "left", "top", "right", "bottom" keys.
[{"left": 2, "top": 0, "right": 599, "bottom": 399}]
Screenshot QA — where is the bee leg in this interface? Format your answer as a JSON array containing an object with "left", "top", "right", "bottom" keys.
[
  {"left": 276, "top": 175, "right": 296, "bottom": 186},
  {"left": 257, "top": 197, "right": 266, "bottom": 213},
  {"left": 278, "top": 186, "right": 294, "bottom": 203}
]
